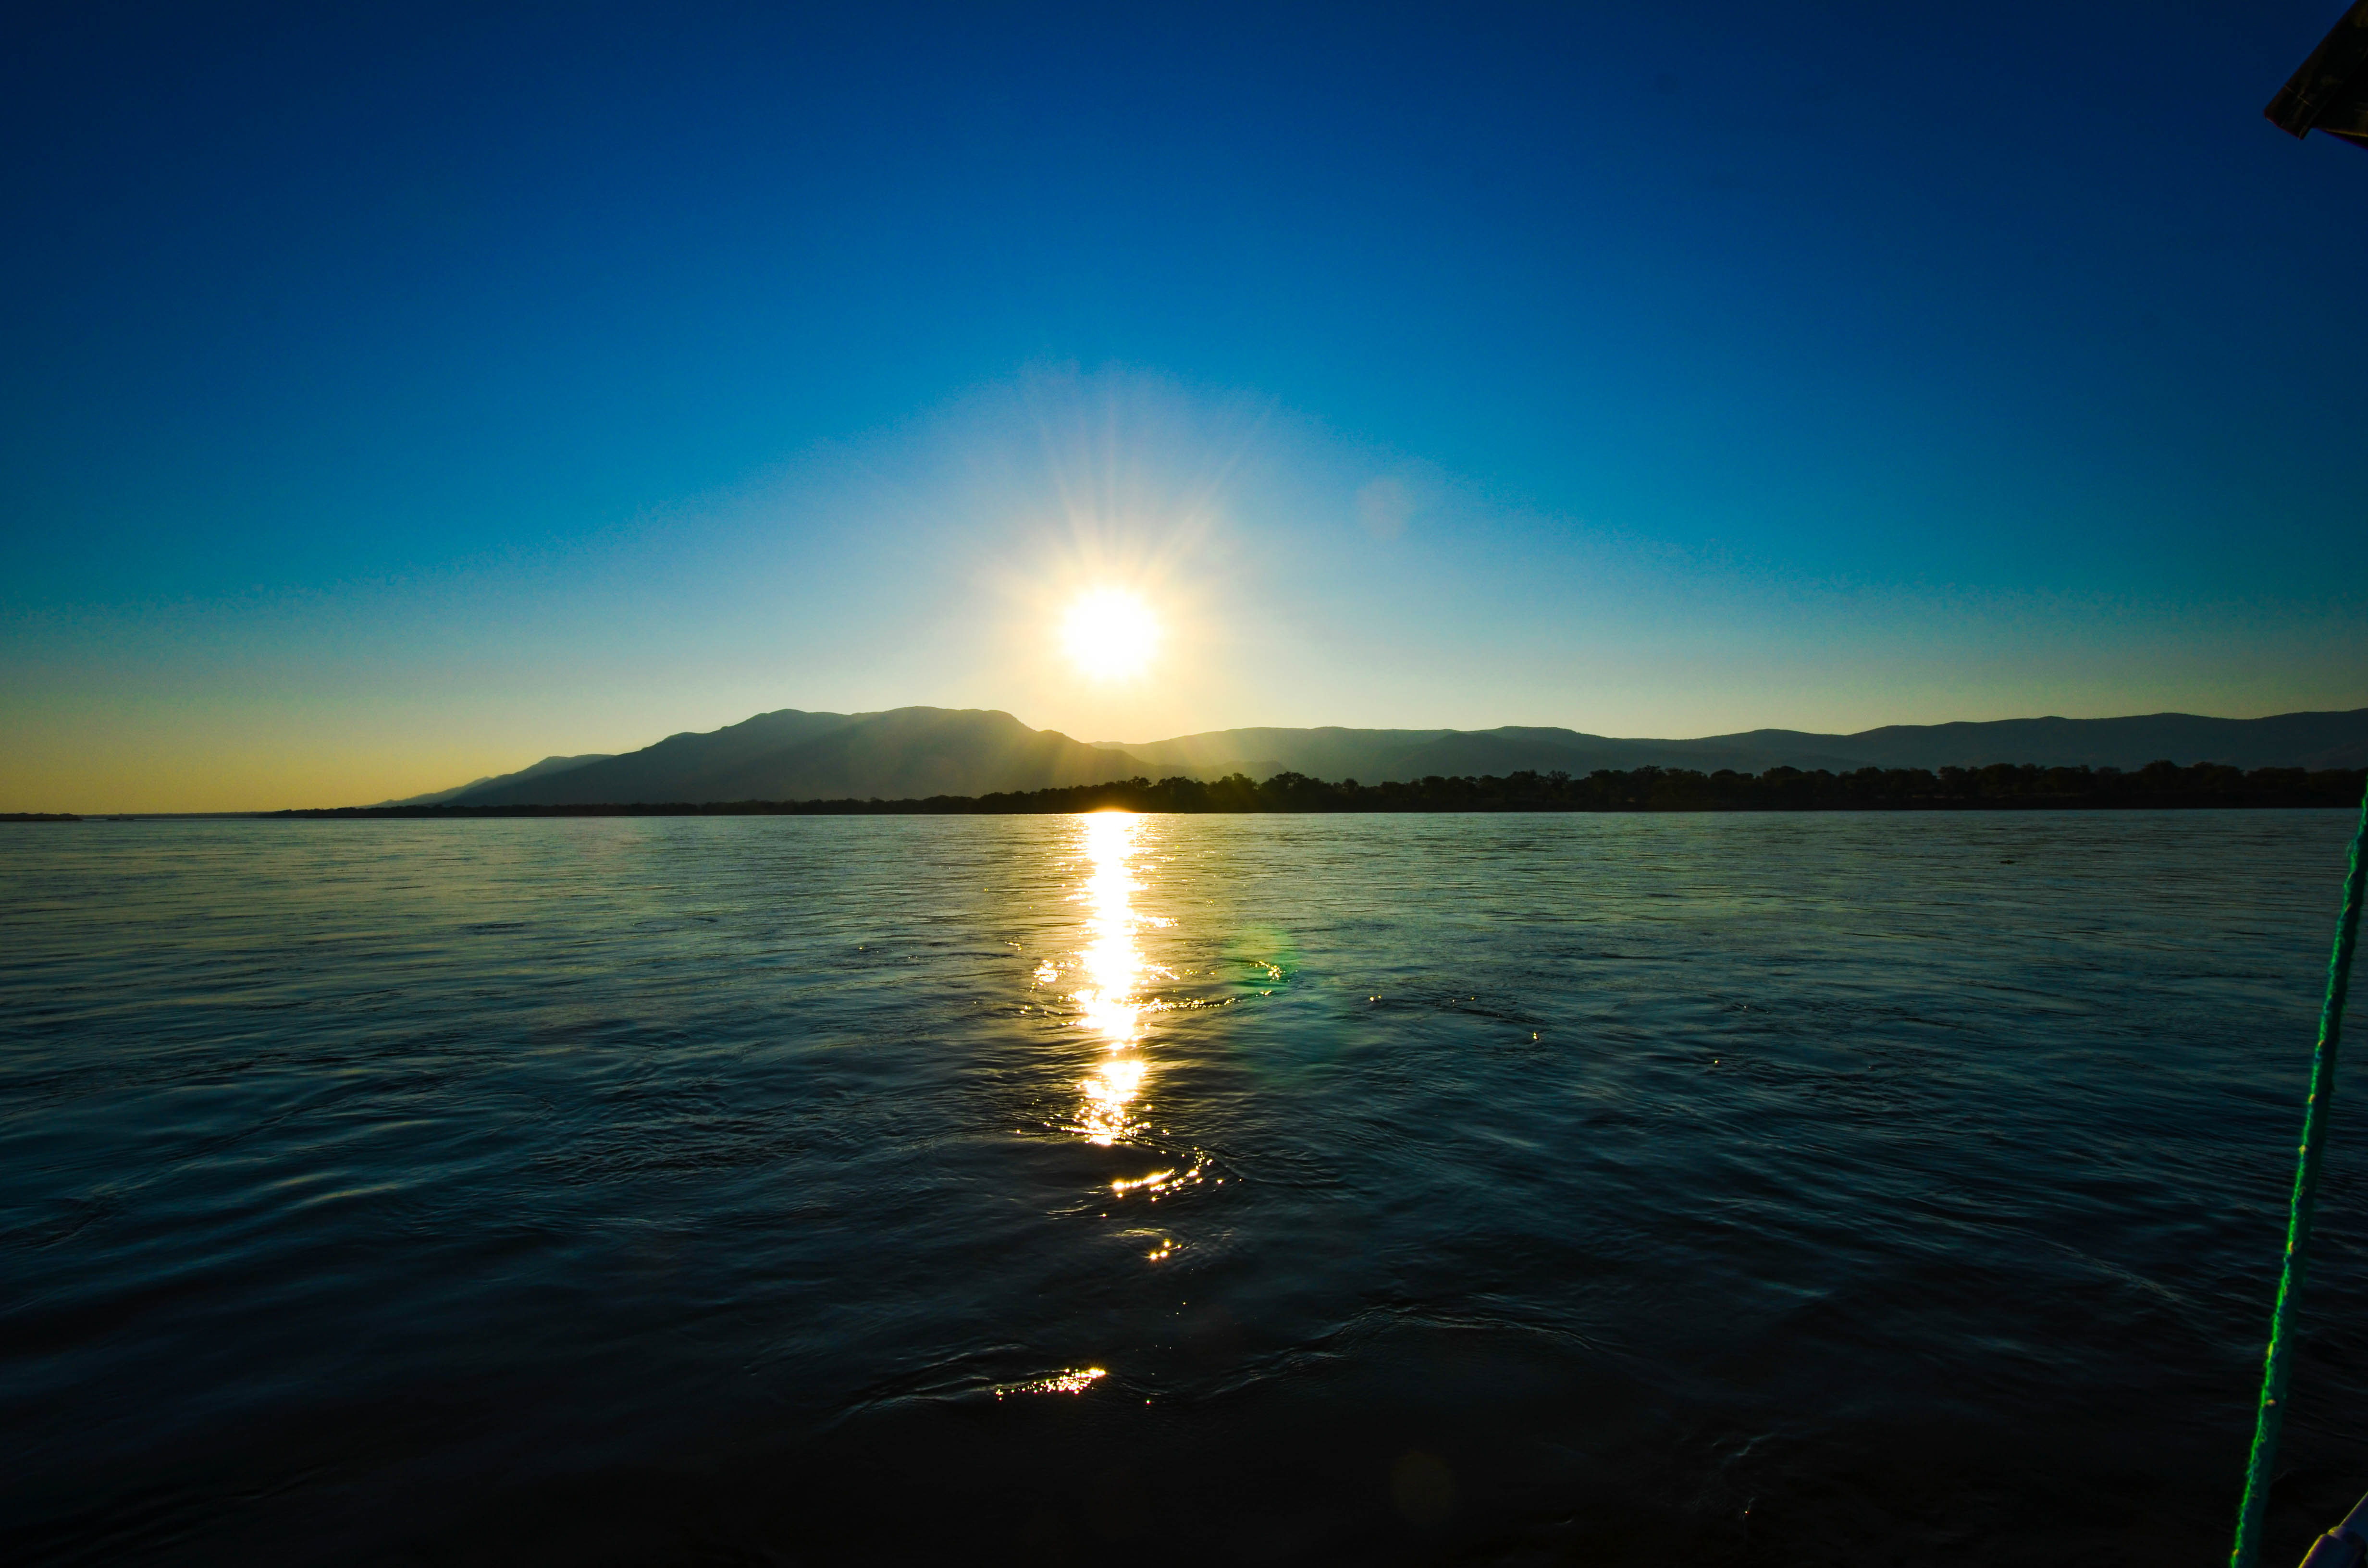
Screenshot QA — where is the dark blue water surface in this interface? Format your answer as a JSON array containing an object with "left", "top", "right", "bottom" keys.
[{"left": 7, "top": 811, "right": 2368, "bottom": 1566}]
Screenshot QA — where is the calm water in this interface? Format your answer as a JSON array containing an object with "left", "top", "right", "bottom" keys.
[{"left": 6, "top": 811, "right": 2368, "bottom": 1565}]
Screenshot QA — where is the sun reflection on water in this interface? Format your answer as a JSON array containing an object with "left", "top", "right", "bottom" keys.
[
  {"left": 1073, "top": 811, "right": 1154, "bottom": 1145},
  {"left": 992, "top": 1367, "right": 1108, "bottom": 1398}
]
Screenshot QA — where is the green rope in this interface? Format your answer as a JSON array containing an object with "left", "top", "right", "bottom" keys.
[{"left": 2231, "top": 777, "right": 2368, "bottom": 1568}]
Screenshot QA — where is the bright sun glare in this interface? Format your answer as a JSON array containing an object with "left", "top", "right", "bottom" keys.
[{"left": 1060, "top": 589, "right": 1159, "bottom": 681}]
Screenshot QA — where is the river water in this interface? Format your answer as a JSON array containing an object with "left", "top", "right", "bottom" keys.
[{"left": 5, "top": 810, "right": 2368, "bottom": 1565}]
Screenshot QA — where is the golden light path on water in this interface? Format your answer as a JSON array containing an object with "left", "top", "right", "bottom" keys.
[
  {"left": 1010, "top": 811, "right": 1209, "bottom": 1398},
  {"left": 1072, "top": 811, "right": 1162, "bottom": 1145},
  {"left": 1006, "top": 811, "right": 1178, "bottom": 1399}
]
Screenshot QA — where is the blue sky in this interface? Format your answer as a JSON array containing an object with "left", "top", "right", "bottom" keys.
[{"left": 5, "top": 2, "right": 2365, "bottom": 808}]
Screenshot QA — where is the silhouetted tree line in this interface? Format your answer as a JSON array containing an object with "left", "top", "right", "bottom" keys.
[{"left": 277, "top": 760, "right": 2368, "bottom": 818}]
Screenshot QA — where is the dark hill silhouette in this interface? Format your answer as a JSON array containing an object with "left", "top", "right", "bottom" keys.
[
  {"left": 394, "top": 705, "right": 2368, "bottom": 807},
  {"left": 457, "top": 709, "right": 858, "bottom": 805},
  {"left": 452, "top": 708, "right": 1149, "bottom": 806},
  {"left": 1103, "top": 724, "right": 1873, "bottom": 780},
  {"left": 1382, "top": 727, "right": 1873, "bottom": 779},
  {"left": 1103, "top": 708, "right": 2368, "bottom": 781},
  {"left": 371, "top": 752, "right": 613, "bottom": 808},
  {"left": 1701, "top": 710, "right": 2368, "bottom": 772},
  {"left": 1102, "top": 726, "right": 1458, "bottom": 781}
]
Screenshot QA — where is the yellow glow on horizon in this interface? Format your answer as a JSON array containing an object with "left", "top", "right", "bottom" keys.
[{"left": 1060, "top": 589, "right": 1159, "bottom": 682}]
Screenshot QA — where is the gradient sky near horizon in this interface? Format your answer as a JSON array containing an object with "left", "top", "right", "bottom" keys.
[{"left": 6, "top": 2, "right": 2367, "bottom": 810}]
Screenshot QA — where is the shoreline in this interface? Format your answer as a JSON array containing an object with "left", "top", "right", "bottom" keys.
[{"left": 255, "top": 760, "right": 2367, "bottom": 818}]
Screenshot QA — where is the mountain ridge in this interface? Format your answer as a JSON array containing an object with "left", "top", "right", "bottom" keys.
[
  {"left": 402, "top": 705, "right": 2368, "bottom": 807},
  {"left": 1103, "top": 708, "right": 2368, "bottom": 782},
  {"left": 450, "top": 708, "right": 1152, "bottom": 807},
  {"left": 371, "top": 753, "right": 614, "bottom": 808}
]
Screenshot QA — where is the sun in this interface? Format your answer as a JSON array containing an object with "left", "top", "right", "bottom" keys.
[{"left": 1060, "top": 588, "right": 1159, "bottom": 681}]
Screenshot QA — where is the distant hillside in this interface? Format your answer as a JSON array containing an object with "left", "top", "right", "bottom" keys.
[
  {"left": 451, "top": 707, "right": 1149, "bottom": 806},
  {"left": 382, "top": 705, "right": 2368, "bottom": 808},
  {"left": 1708, "top": 710, "right": 2368, "bottom": 772},
  {"left": 1101, "top": 724, "right": 1876, "bottom": 780},
  {"left": 1106, "top": 726, "right": 1458, "bottom": 781},
  {"left": 1102, "top": 709, "right": 2368, "bottom": 781},
  {"left": 372, "top": 753, "right": 613, "bottom": 808}
]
